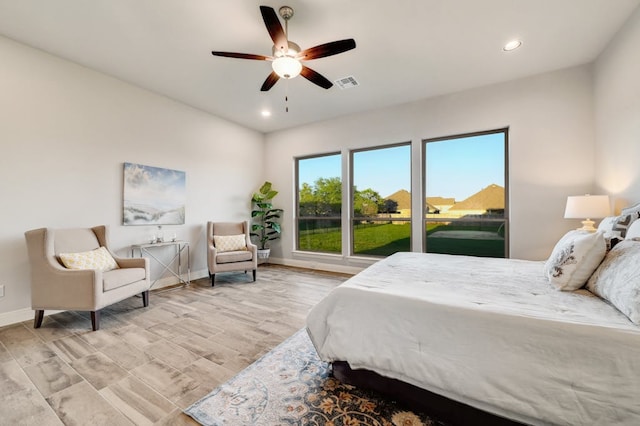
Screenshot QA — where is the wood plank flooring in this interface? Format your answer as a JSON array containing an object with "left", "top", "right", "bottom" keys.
[{"left": 0, "top": 265, "right": 349, "bottom": 425}]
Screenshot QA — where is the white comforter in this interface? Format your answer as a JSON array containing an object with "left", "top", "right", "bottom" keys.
[{"left": 306, "top": 252, "right": 640, "bottom": 425}]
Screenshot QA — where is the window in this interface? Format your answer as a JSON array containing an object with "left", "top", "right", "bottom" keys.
[
  {"left": 424, "top": 130, "right": 508, "bottom": 257},
  {"left": 296, "top": 154, "right": 342, "bottom": 253},
  {"left": 352, "top": 144, "right": 411, "bottom": 256}
]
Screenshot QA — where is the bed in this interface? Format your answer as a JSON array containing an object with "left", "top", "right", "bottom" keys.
[{"left": 306, "top": 244, "right": 640, "bottom": 425}]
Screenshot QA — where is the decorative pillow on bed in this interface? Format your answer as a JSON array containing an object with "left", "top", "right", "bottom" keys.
[
  {"left": 544, "top": 230, "right": 606, "bottom": 291},
  {"left": 214, "top": 234, "right": 247, "bottom": 252},
  {"left": 611, "top": 203, "right": 640, "bottom": 238},
  {"left": 586, "top": 240, "right": 640, "bottom": 324},
  {"left": 612, "top": 214, "right": 635, "bottom": 238},
  {"left": 59, "top": 246, "right": 119, "bottom": 271},
  {"left": 622, "top": 202, "right": 640, "bottom": 218},
  {"left": 625, "top": 219, "right": 640, "bottom": 240},
  {"left": 597, "top": 216, "right": 620, "bottom": 237},
  {"left": 605, "top": 236, "right": 623, "bottom": 252}
]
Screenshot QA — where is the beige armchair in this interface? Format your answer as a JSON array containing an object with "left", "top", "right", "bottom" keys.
[
  {"left": 207, "top": 221, "right": 257, "bottom": 286},
  {"left": 24, "top": 226, "right": 150, "bottom": 331}
]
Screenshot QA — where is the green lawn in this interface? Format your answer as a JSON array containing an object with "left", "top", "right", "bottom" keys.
[
  {"left": 299, "top": 221, "right": 505, "bottom": 257},
  {"left": 353, "top": 223, "right": 411, "bottom": 256},
  {"left": 298, "top": 225, "right": 342, "bottom": 253}
]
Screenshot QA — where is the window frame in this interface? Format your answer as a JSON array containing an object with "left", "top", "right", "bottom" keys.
[
  {"left": 422, "top": 128, "right": 510, "bottom": 257},
  {"left": 294, "top": 151, "right": 343, "bottom": 254},
  {"left": 349, "top": 141, "right": 412, "bottom": 257}
]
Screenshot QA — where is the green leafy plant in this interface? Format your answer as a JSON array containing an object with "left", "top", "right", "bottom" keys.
[{"left": 251, "top": 181, "right": 283, "bottom": 250}]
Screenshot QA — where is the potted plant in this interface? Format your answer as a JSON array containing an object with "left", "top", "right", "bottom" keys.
[{"left": 251, "top": 181, "right": 283, "bottom": 259}]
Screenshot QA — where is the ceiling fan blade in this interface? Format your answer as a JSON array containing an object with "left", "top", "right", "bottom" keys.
[
  {"left": 299, "top": 39, "right": 356, "bottom": 60},
  {"left": 260, "top": 6, "right": 288, "bottom": 52},
  {"left": 300, "top": 66, "right": 333, "bottom": 89},
  {"left": 260, "top": 71, "right": 280, "bottom": 91},
  {"left": 211, "top": 51, "right": 271, "bottom": 61}
]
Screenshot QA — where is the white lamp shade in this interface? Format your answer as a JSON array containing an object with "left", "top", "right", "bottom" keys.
[
  {"left": 272, "top": 57, "right": 302, "bottom": 79},
  {"left": 564, "top": 195, "right": 610, "bottom": 219}
]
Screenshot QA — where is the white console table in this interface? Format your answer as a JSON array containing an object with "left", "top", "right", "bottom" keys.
[{"left": 131, "top": 240, "right": 190, "bottom": 289}]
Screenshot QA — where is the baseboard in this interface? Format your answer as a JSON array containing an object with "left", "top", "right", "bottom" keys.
[
  {"left": 190, "top": 268, "right": 209, "bottom": 281},
  {"left": 265, "top": 257, "right": 364, "bottom": 275},
  {"left": 150, "top": 269, "right": 208, "bottom": 290},
  {"left": 0, "top": 307, "right": 65, "bottom": 328}
]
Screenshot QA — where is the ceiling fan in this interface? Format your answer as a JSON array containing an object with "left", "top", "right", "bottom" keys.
[{"left": 211, "top": 5, "right": 356, "bottom": 91}]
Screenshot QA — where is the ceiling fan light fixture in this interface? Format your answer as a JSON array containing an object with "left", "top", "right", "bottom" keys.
[{"left": 272, "top": 56, "right": 302, "bottom": 79}]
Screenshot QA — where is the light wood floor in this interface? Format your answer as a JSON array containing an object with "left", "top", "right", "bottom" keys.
[{"left": 0, "top": 265, "right": 349, "bottom": 425}]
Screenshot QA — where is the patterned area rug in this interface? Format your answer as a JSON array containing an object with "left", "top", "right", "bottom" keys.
[{"left": 185, "top": 329, "right": 446, "bottom": 426}]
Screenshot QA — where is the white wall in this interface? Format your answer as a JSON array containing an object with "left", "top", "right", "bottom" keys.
[
  {"left": 0, "top": 36, "right": 264, "bottom": 322},
  {"left": 594, "top": 6, "right": 640, "bottom": 211},
  {"left": 264, "top": 65, "right": 596, "bottom": 265}
]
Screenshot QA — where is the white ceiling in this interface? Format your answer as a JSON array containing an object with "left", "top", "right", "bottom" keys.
[{"left": 0, "top": 0, "right": 638, "bottom": 133}]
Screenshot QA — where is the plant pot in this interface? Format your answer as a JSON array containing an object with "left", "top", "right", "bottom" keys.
[{"left": 257, "top": 248, "right": 271, "bottom": 259}]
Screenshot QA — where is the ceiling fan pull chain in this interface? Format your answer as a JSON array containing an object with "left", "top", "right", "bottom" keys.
[{"left": 285, "top": 80, "right": 289, "bottom": 112}]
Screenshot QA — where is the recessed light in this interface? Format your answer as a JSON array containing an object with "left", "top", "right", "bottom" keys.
[
  {"left": 261, "top": 110, "right": 271, "bottom": 117},
  {"left": 503, "top": 40, "right": 522, "bottom": 52}
]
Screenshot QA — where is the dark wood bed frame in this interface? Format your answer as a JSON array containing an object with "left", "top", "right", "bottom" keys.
[{"left": 332, "top": 361, "right": 524, "bottom": 426}]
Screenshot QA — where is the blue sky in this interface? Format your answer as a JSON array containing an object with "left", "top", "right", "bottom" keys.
[
  {"left": 353, "top": 145, "right": 411, "bottom": 198},
  {"left": 426, "top": 133, "right": 505, "bottom": 200},
  {"left": 298, "top": 133, "right": 504, "bottom": 201}
]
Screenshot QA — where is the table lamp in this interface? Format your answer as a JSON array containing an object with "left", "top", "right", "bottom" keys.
[{"left": 564, "top": 194, "right": 610, "bottom": 232}]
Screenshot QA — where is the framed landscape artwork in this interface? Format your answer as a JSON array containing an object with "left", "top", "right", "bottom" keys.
[{"left": 123, "top": 162, "right": 186, "bottom": 225}]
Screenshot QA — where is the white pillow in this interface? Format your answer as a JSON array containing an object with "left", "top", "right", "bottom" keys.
[
  {"left": 59, "top": 246, "right": 119, "bottom": 272},
  {"left": 597, "top": 216, "right": 620, "bottom": 237},
  {"left": 214, "top": 234, "right": 247, "bottom": 252},
  {"left": 621, "top": 202, "right": 640, "bottom": 220},
  {"left": 612, "top": 214, "right": 635, "bottom": 238},
  {"left": 610, "top": 204, "right": 640, "bottom": 238},
  {"left": 544, "top": 230, "right": 606, "bottom": 291},
  {"left": 625, "top": 219, "right": 640, "bottom": 240},
  {"left": 587, "top": 240, "right": 640, "bottom": 324}
]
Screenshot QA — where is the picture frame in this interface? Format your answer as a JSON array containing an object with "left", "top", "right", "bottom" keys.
[{"left": 123, "top": 162, "right": 186, "bottom": 225}]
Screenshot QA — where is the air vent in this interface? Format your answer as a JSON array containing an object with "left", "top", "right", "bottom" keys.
[{"left": 335, "top": 76, "right": 359, "bottom": 89}]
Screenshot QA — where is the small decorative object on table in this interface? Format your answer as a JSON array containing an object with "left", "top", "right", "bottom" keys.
[{"left": 156, "top": 225, "right": 164, "bottom": 243}]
